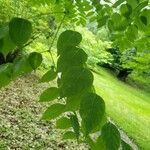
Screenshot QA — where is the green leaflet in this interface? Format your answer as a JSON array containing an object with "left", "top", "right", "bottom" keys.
[
  {"left": 9, "top": 17, "right": 32, "bottom": 46},
  {"left": 12, "top": 55, "right": 33, "bottom": 78},
  {"left": 86, "top": 137, "right": 98, "bottom": 150},
  {"left": 0, "top": 39, "right": 3, "bottom": 51},
  {"left": 121, "top": 140, "right": 132, "bottom": 150},
  {"left": 60, "top": 67, "right": 93, "bottom": 97},
  {"left": 65, "top": 95, "right": 82, "bottom": 112},
  {"left": 113, "top": 0, "right": 125, "bottom": 8},
  {"left": 70, "top": 114, "right": 80, "bottom": 140},
  {"left": 125, "top": 25, "right": 138, "bottom": 42},
  {"left": 63, "top": 131, "right": 76, "bottom": 140},
  {"left": 132, "top": 1, "right": 148, "bottom": 17},
  {"left": 30, "top": 0, "right": 54, "bottom": 5},
  {"left": 126, "top": 0, "right": 139, "bottom": 9},
  {"left": 0, "top": 33, "right": 16, "bottom": 57},
  {"left": 42, "top": 103, "right": 65, "bottom": 120},
  {"left": 98, "top": 16, "right": 109, "bottom": 28},
  {"left": 79, "top": 93, "right": 105, "bottom": 135},
  {"left": 140, "top": 16, "right": 147, "bottom": 26},
  {"left": 56, "top": 117, "right": 72, "bottom": 129},
  {"left": 120, "top": 4, "right": 132, "bottom": 18},
  {"left": 110, "top": 13, "right": 128, "bottom": 31},
  {"left": 64, "top": 86, "right": 95, "bottom": 112},
  {"left": 40, "top": 87, "right": 59, "bottom": 102},
  {"left": 101, "top": 122, "right": 121, "bottom": 150},
  {"left": 104, "top": 0, "right": 111, "bottom": 3},
  {"left": 0, "top": 25, "right": 9, "bottom": 39},
  {"left": 57, "top": 30, "right": 82, "bottom": 55},
  {"left": 95, "top": 136, "right": 107, "bottom": 150},
  {"left": 135, "top": 9, "right": 150, "bottom": 35},
  {"left": 40, "top": 68, "right": 57, "bottom": 83},
  {"left": 0, "top": 63, "right": 12, "bottom": 88},
  {"left": 28, "top": 52, "right": 42, "bottom": 70},
  {"left": 57, "top": 47, "right": 88, "bottom": 72}
]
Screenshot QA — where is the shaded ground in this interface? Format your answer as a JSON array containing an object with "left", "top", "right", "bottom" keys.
[
  {"left": 0, "top": 73, "right": 87, "bottom": 150},
  {"left": 94, "top": 67, "right": 150, "bottom": 150}
]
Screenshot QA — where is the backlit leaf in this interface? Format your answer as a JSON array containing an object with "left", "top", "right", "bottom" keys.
[
  {"left": 57, "top": 30, "right": 82, "bottom": 55},
  {"left": 28, "top": 52, "right": 42, "bottom": 70},
  {"left": 9, "top": 17, "right": 32, "bottom": 46},
  {"left": 79, "top": 93, "right": 105, "bottom": 135},
  {"left": 40, "top": 68, "right": 57, "bottom": 82},
  {"left": 56, "top": 117, "right": 71, "bottom": 129},
  {"left": 12, "top": 55, "right": 32, "bottom": 78},
  {"left": 57, "top": 47, "right": 88, "bottom": 72},
  {"left": 125, "top": 25, "right": 138, "bottom": 42},
  {"left": 0, "top": 25, "right": 9, "bottom": 39},
  {"left": 40, "top": 87, "right": 59, "bottom": 102},
  {"left": 70, "top": 114, "right": 80, "bottom": 140},
  {"left": 113, "top": 0, "right": 125, "bottom": 8},
  {"left": 0, "top": 39, "right": 3, "bottom": 51},
  {"left": 95, "top": 136, "right": 107, "bottom": 150},
  {"left": 121, "top": 140, "right": 132, "bottom": 150},
  {"left": 101, "top": 122, "right": 121, "bottom": 150},
  {"left": 0, "top": 33, "right": 16, "bottom": 56},
  {"left": 42, "top": 103, "right": 65, "bottom": 120},
  {"left": 63, "top": 131, "right": 76, "bottom": 140},
  {"left": 140, "top": 16, "right": 147, "bottom": 25},
  {"left": 61, "top": 67, "right": 93, "bottom": 97},
  {"left": 0, "top": 63, "right": 12, "bottom": 88}
]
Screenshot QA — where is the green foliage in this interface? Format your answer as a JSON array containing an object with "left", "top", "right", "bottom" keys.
[
  {"left": 0, "top": 32, "right": 16, "bottom": 57},
  {"left": 60, "top": 67, "right": 93, "bottom": 97},
  {"left": 0, "top": 63, "right": 12, "bottom": 88},
  {"left": 101, "top": 122, "right": 121, "bottom": 150},
  {"left": 122, "top": 51, "right": 150, "bottom": 84},
  {"left": 9, "top": 17, "right": 32, "bottom": 46},
  {"left": 0, "top": 17, "right": 42, "bottom": 87},
  {"left": 65, "top": 95, "right": 82, "bottom": 112},
  {"left": 75, "top": 27, "right": 112, "bottom": 67},
  {"left": 56, "top": 117, "right": 72, "bottom": 129},
  {"left": 0, "top": 25, "right": 15, "bottom": 56},
  {"left": 28, "top": 52, "right": 42, "bottom": 70},
  {"left": 79, "top": 93, "right": 105, "bottom": 135},
  {"left": 57, "top": 30, "right": 82, "bottom": 55},
  {"left": 12, "top": 55, "right": 33, "bottom": 78},
  {"left": 121, "top": 140, "right": 132, "bottom": 150},
  {"left": 95, "top": 136, "right": 107, "bottom": 150},
  {"left": 40, "top": 67, "right": 57, "bottom": 82},
  {"left": 57, "top": 47, "right": 88, "bottom": 72},
  {"left": 40, "top": 87, "right": 59, "bottom": 102},
  {"left": 70, "top": 114, "right": 80, "bottom": 140},
  {"left": 0, "top": 39, "right": 3, "bottom": 50},
  {"left": 125, "top": 25, "right": 138, "bottom": 42},
  {"left": 42, "top": 103, "right": 65, "bottom": 120},
  {"left": 63, "top": 131, "right": 76, "bottom": 140}
]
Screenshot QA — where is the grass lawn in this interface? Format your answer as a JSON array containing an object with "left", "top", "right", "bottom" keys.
[{"left": 93, "top": 67, "right": 150, "bottom": 150}]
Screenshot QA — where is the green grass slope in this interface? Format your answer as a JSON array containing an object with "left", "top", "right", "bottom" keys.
[{"left": 93, "top": 67, "right": 150, "bottom": 150}]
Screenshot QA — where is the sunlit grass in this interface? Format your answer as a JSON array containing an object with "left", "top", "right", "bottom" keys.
[{"left": 93, "top": 67, "right": 150, "bottom": 150}]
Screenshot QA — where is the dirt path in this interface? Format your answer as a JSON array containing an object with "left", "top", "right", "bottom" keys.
[{"left": 0, "top": 73, "right": 87, "bottom": 150}]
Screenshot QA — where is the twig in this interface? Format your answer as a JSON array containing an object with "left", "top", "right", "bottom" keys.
[
  {"left": 42, "top": 14, "right": 66, "bottom": 68},
  {"left": 22, "top": 33, "right": 41, "bottom": 48},
  {"left": 30, "top": 11, "right": 65, "bottom": 20}
]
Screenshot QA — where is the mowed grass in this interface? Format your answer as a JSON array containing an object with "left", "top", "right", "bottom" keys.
[{"left": 93, "top": 67, "right": 150, "bottom": 150}]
